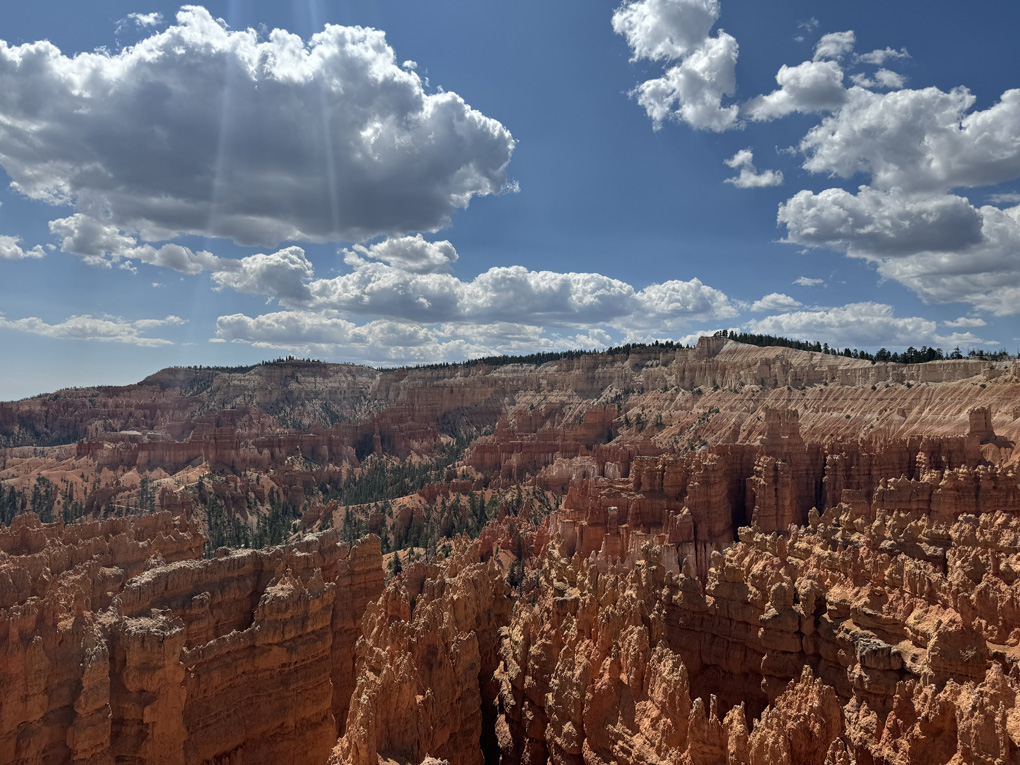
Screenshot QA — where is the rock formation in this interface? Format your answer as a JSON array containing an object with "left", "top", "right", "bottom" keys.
[
  {"left": 0, "top": 513, "right": 382, "bottom": 764},
  {"left": 2, "top": 339, "right": 1020, "bottom": 763}
]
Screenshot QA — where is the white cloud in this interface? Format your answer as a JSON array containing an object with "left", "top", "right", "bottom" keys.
[
  {"left": 137, "top": 243, "right": 226, "bottom": 274},
  {"left": 800, "top": 86, "right": 1020, "bottom": 192},
  {"left": 211, "top": 246, "right": 315, "bottom": 303},
  {"left": 850, "top": 69, "right": 906, "bottom": 91},
  {"left": 723, "top": 148, "right": 783, "bottom": 188},
  {"left": 217, "top": 312, "right": 419, "bottom": 349},
  {"left": 614, "top": 0, "right": 739, "bottom": 131},
  {"left": 770, "top": 62, "right": 1020, "bottom": 315},
  {"left": 215, "top": 311, "right": 517, "bottom": 364},
  {"left": 778, "top": 187, "right": 984, "bottom": 256},
  {"left": 49, "top": 214, "right": 226, "bottom": 272},
  {"left": 210, "top": 254, "right": 739, "bottom": 358},
  {"left": 0, "top": 7, "right": 514, "bottom": 246},
  {"left": 305, "top": 261, "right": 736, "bottom": 329},
  {"left": 746, "top": 302, "right": 990, "bottom": 350},
  {"left": 779, "top": 187, "right": 1020, "bottom": 314},
  {"left": 944, "top": 316, "right": 986, "bottom": 328},
  {"left": 217, "top": 311, "right": 632, "bottom": 365},
  {"left": 749, "top": 293, "right": 802, "bottom": 312},
  {"left": 855, "top": 47, "right": 909, "bottom": 66},
  {"left": 342, "top": 234, "right": 458, "bottom": 273},
  {"left": 870, "top": 204, "right": 1020, "bottom": 314},
  {"left": 633, "top": 33, "right": 739, "bottom": 131},
  {"left": 633, "top": 277, "right": 738, "bottom": 327},
  {"left": 813, "top": 31, "right": 855, "bottom": 61},
  {"left": 124, "top": 12, "right": 164, "bottom": 28},
  {"left": 611, "top": 0, "right": 721, "bottom": 61},
  {"left": 0, "top": 235, "right": 44, "bottom": 260},
  {"left": 0, "top": 313, "right": 184, "bottom": 347},
  {"left": 49, "top": 215, "right": 137, "bottom": 267},
  {"left": 794, "top": 276, "right": 824, "bottom": 287},
  {"left": 50, "top": 212, "right": 318, "bottom": 305},
  {"left": 988, "top": 192, "right": 1020, "bottom": 206},
  {"left": 745, "top": 60, "right": 847, "bottom": 120}
]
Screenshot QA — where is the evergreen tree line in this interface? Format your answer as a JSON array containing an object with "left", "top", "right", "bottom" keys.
[
  {"left": 405, "top": 340, "right": 689, "bottom": 372},
  {"left": 714, "top": 330, "right": 1012, "bottom": 364}
]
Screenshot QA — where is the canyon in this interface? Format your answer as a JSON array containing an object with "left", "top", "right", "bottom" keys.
[{"left": 2, "top": 337, "right": 1020, "bottom": 763}]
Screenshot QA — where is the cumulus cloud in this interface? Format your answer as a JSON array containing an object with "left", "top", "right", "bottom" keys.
[
  {"left": 813, "top": 31, "right": 855, "bottom": 61},
  {"left": 208, "top": 247, "right": 739, "bottom": 360},
  {"left": 0, "top": 7, "right": 514, "bottom": 246},
  {"left": 49, "top": 212, "right": 320, "bottom": 305},
  {"left": 779, "top": 187, "right": 1020, "bottom": 313},
  {"left": 774, "top": 79, "right": 1020, "bottom": 313},
  {"left": 633, "top": 33, "right": 739, "bottom": 131},
  {"left": 778, "top": 187, "right": 985, "bottom": 256},
  {"left": 723, "top": 149, "right": 783, "bottom": 187},
  {"left": 746, "top": 302, "right": 990, "bottom": 350},
  {"left": 749, "top": 293, "right": 802, "bottom": 312},
  {"left": 869, "top": 204, "right": 1020, "bottom": 314},
  {"left": 612, "top": 0, "right": 721, "bottom": 61},
  {"left": 0, "top": 235, "right": 44, "bottom": 260},
  {"left": 614, "top": 0, "right": 739, "bottom": 131},
  {"left": 799, "top": 87, "right": 1020, "bottom": 192},
  {"left": 342, "top": 234, "right": 458, "bottom": 273},
  {"left": 0, "top": 313, "right": 184, "bottom": 347},
  {"left": 216, "top": 312, "right": 430, "bottom": 352},
  {"left": 50, "top": 214, "right": 226, "bottom": 272},
  {"left": 211, "top": 246, "right": 315, "bottom": 303},
  {"left": 305, "top": 261, "right": 736, "bottom": 329},
  {"left": 214, "top": 311, "right": 619, "bottom": 365},
  {"left": 745, "top": 60, "right": 847, "bottom": 120},
  {"left": 117, "top": 12, "right": 164, "bottom": 33},
  {"left": 633, "top": 277, "right": 738, "bottom": 327}
]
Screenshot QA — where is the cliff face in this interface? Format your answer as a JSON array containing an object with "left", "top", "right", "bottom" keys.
[
  {"left": 332, "top": 542, "right": 512, "bottom": 765},
  {"left": 0, "top": 513, "right": 382, "bottom": 764}
]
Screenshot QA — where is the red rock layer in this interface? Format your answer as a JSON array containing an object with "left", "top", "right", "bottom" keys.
[
  {"left": 0, "top": 514, "right": 382, "bottom": 764},
  {"left": 331, "top": 541, "right": 511, "bottom": 765}
]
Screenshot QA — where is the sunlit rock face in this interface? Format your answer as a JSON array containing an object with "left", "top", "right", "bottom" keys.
[{"left": 0, "top": 513, "right": 382, "bottom": 764}]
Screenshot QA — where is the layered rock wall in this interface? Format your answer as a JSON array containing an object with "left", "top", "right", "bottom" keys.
[{"left": 0, "top": 514, "right": 383, "bottom": 764}]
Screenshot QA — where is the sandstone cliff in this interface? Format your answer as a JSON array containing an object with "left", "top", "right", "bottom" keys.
[{"left": 0, "top": 513, "right": 382, "bottom": 764}]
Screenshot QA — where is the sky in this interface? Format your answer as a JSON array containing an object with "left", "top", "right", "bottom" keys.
[{"left": 2, "top": 1, "right": 1020, "bottom": 400}]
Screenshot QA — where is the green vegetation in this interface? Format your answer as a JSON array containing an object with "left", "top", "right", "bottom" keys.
[
  {"left": 714, "top": 330, "right": 1012, "bottom": 364},
  {"left": 321, "top": 434, "right": 474, "bottom": 506},
  {"left": 0, "top": 483, "right": 25, "bottom": 525},
  {"left": 406, "top": 340, "right": 689, "bottom": 371},
  {"left": 0, "top": 476, "right": 86, "bottom": 525}
]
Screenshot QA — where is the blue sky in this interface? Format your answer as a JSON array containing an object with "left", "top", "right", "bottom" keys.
[{"left": 2, "top": 1, "right": 1020, "bottom": 399}]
